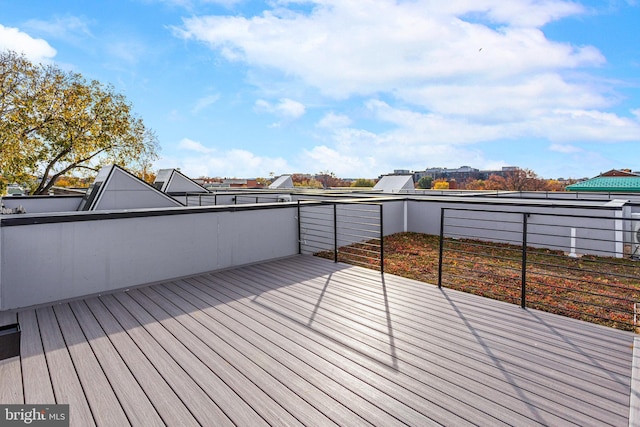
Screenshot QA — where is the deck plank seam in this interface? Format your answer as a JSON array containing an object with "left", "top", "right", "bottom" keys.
[
  {"left": 230, "top": 265, "right": 630, "bottom": 401},
  {"left": 109, "top": 291, "right": 238, "bottom": 426},
  {"left": 269, "top": 257, "right": 634, "bottom": 350},
  {"left": 155, "top": 282, "right": 357, "bottom": 427},
  {"left": 282, "top": 258, "right": 635, "bottom": 351},
  {"left": 69, "top": 300, "right": 167, "bottom": 426},
  {"left": 261, "top": 260, "right": 634, "bottom": 368},
  {"left": 121, "top": 289, "right": 270, "bottom": 426},
  {"left": 139, "top": 284, "right": 315, "bottom": 427},
  {"left": 97, "top": 293, "right": 225, "bottom": 426},
  {"left": 195, "top": 272, "right": 523, "bottom": 426},
  {"left": 220, "top": 268, "right": 616, "bottom": 424},
  {"left": 42, "top": 306, "right": 97, "bottom": 426},
  {"left": 180, "top": 276, "right": 453, "bottom": 427},
  {"left": 34, "top": 309, "right": 59, "bottom": 405}
]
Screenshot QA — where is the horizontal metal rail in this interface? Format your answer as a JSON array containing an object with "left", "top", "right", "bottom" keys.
[
  {"left": 298, "top": 200, "right": 384, "bottom": 273},
  {"left": 438, "top": 207, "right": 640, "bottom": 330}
]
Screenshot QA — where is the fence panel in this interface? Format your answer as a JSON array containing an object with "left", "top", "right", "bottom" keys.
[
  {"left": 439, "top": 207, "right": 640, "bottom": 330},
  {"left": 298, "top": 201, "right": 383, "bottom": 272}
]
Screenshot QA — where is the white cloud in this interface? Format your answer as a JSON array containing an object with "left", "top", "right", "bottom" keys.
[
  {"left": 178, "top": 138, "right": 214, "bottom": 153},
  {"left": 160, "top": 144, "right": 291, "bottom": 177},
  {"left": 255, "top": 98, "right": 306, "bottom": 119},
  {"left": 300, "top": 145, "right": 376, "bottom": 176},
  {"left": 396, "top": 74, "right": 611, "bottom": 121},
  {"left": 106, "top": 39, "right": 148, "bottom": 65},
  {"left": 0, "top": 24, "right": 56, "bottom": 62},
  {"left": 24, "top": 16, "right": 93, "bottom": 41},
  {"left": 549, "top": 143, "right": 583, "bottom": 153},
  {"left": 192, "top": 94, "right": 220, "bottom": 114},
  {"left": 173, "top": 0, "right": 639, "bottom": 178},
  {"left": 316, "top": 112, "right": 352, "bottom": 128},
  {"left": 157, "top": 0, "right": 243, "bottom": 9},
  {"left": 178, "top": 0, "right": 602, "bottom": 98}
]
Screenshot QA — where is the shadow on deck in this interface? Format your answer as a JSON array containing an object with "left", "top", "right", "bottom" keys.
[{"left": 0, "top": 255, "right": 635, "bottom": 426}]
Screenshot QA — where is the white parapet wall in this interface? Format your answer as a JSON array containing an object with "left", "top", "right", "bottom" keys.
[{"left": 0, "top": 204, "right": 299, "bottom": 310}]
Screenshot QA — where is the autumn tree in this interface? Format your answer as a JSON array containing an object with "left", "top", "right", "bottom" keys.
[
  {"left": 316, "top": 171, "right": 346, "bottom": 188},
  {"left": 464, "top": 169, "right": 566, "bottom": 192},
  {"left": 0, "top": 50, "right": 159, "bottom": 194},
  {"left": 351, "top": 178, "right": 375, "bottom": 188},
  {"left": 433, "top": 179, "right": 449, "bottom": 190},
  {"left": 483, "top": 174, "right": 507, "bottom": 190},
  {"left": 545, "top": 179, "right": 566, "bottom": 192},
  {"left": 255, "top": 177, "right": 271, "bottom": 186},
  {"left": 464, "top": 179, "right": 486, "bottom": 190},
  {"left": 416, "top": 176, "right": 433, "bottom": 189}
]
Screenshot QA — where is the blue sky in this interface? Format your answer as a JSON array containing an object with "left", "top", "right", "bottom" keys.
[{"left": 1, "top": 0, "right": 639, "bottom": 179}]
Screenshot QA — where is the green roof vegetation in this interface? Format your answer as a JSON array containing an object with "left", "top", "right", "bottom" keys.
[{"left": 566, "top": 176, "right": 640, "bottom": 192}]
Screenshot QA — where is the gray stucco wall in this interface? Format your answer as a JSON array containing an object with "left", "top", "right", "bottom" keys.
[
  {"left": 0, "top": 205, "right": 298, "bottom": 310},
  {"left": 1, "top": 196, "right": 83, "bottom": 213},
  {"left": 406, "top": 198, "right": 630, "bottom": 257}
]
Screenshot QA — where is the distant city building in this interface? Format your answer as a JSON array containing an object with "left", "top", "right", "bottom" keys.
[{"left": 388, "top": 166, "right": 520, "bottom": 183}]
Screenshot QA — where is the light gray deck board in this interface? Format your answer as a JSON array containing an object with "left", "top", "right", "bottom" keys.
[
  {"left": 82, "top": 297, "right": 199, "bottom": 427},
  {"left": 175, "top": 275, "right": 448, "bottom": 426},
  {"left": 36, "top": 306, "right": 96, "bottom": 427},
  {"left": 233, "top": 258, "right": 632, "bottom": 425},
  {"left": 286, "top": 256, "right": 631, "bottom": 362},
  {"left": 281, "top": 257, "right": 633, "bottom": 377},
  {"left": 0, "top": 306, "right": 21, "bottom": 404},
  {"left": 193, "top": 272, "right": 499, "bottom": 426},
  {"left": 52, "top": 304, "right": 130, "bottom": 426},
  {"left": 67, "top": 300, "right": 164, "bottom": 426},
  {"left": 254, "top": 260, "right": 631, "bottom": 412},
  {"left": 220, "top": 267, "right": 574, "bottom": 425},
  {"left": 97, "top": 294, "right": 228, "bottom": 426},
  {"left": 1, "top": 255, "right": 635, "bottom": 426},
  {"left": 113, "top": 290, "right": 259, "bottom": 426},
  {"left": 630, "top": 337, "right": 640, "bottom": 427},
  {"left": 0, "top": 355, "right": 22, "bottom": 404},
  {"left": 162, "top": 279, "right": 406, "bottom": 427},
  {"left": 19, "top": 310, "right": 55, "bottom": 404},
  {"left": 135, "top": 285, "right": 308, "bottom": 427}
]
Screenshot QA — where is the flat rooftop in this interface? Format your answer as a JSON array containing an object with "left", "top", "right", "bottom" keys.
[{"left": 0, "top": 256, "right": 634, "bottom": 426}]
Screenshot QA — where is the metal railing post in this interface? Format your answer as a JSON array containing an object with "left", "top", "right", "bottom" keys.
[
  {"left": 297, "top": 200, "right": 302, "bottom": 255},
  {"left": 521, "top": 213, "right": 529, "bottom": 308},
  {"left": 438, "top": 208, "right": 445, "bottom": 288},
  {"left": 333, "top": 203, "right": 338, "bottom": 263},
  {"left": 380, "top": 204, "right": 384, "bottom": 274}
]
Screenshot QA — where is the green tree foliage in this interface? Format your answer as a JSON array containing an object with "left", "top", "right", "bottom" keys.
[
  {"left": 0, "top": 50, "right": 159, "bottom": 194},
  {"left": 351, "top": 178, "right": 375, "bottom": 188},
  {"left": 416, "top": 176, "right": 433, "bottom": 189}
]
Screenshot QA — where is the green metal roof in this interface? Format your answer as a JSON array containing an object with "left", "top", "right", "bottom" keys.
[{"left": 566, "top": 176, "right": 640, "bottom": 192}]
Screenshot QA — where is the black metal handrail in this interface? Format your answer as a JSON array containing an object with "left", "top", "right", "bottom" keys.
[
  {"left": 437, "top": 207, "right": 640, "bottom": 330},
  {"left": 297, "top": 200, "right": 384, "bottom": 273}
]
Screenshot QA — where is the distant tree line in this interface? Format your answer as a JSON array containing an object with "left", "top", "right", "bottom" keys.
[
  {"left": 417, "top": 169, "right": 565, "bottom": 191},
  {"left": 289, "top": 172, "right": 375, "bottom": 189}
]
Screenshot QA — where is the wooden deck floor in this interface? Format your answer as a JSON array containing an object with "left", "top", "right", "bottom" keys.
[{"left": 0, "top": 255, "right": 635, "bottom": 426}]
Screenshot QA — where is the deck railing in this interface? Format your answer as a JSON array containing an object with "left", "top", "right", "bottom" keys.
[
  {"left": 437, "top": 207, "right": 640, "bottom": 330},
  {"left": 183, "top": 192, "right": 286, "bottom": 206},
  {"left": 297, "top": 200, "right": 384, "bottom": 273}
]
